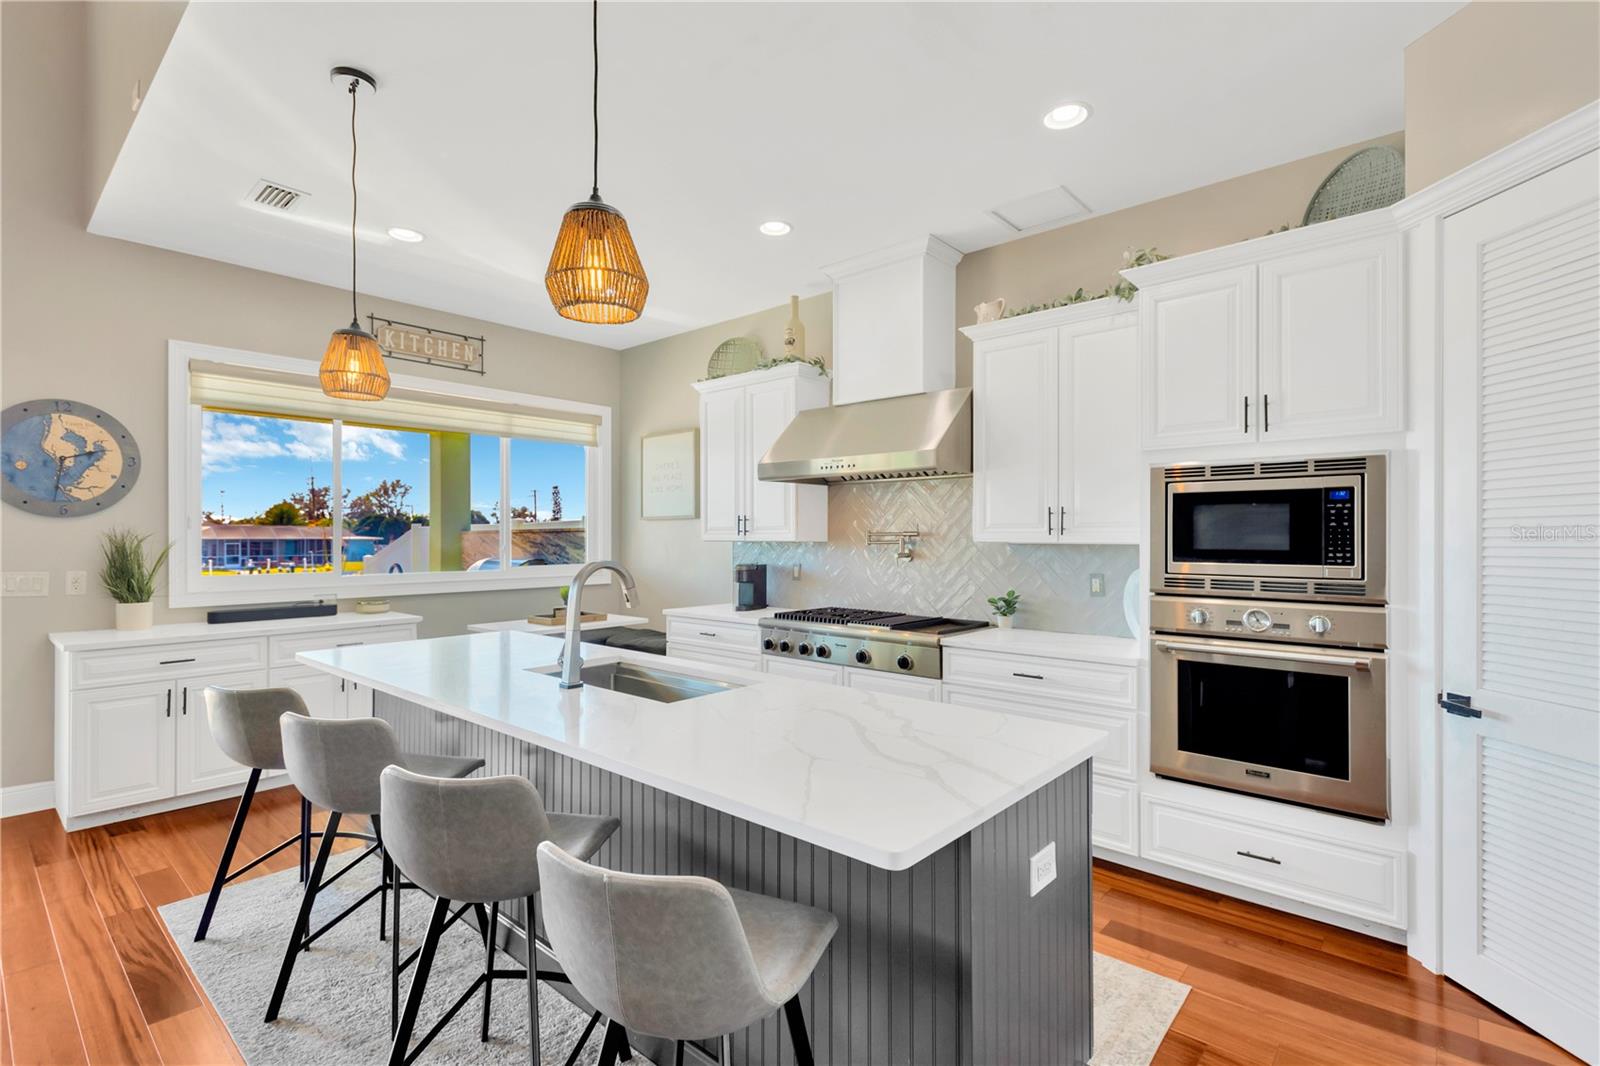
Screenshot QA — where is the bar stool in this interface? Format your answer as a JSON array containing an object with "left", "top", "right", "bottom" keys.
[
  {"left": 536, "top": 842, "right": 838, "bottom": 1066},
  {"left": 195, "top": 686, "right": 335, "bottom": 942},
  {"left": 380, "top": 767, "right": 621, "bottom": 1066},
  {"left": 263, "top": 715, "right": 485, "bottom": 1025}
]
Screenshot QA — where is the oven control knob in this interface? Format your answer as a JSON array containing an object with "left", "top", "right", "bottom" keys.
[
  {"left": 855, "top": 649, "right": 872, "bottom": 665},
  {"left": 895, "top": 654, "right": 914, "bottom": 671},
  {"left": 797, "top": 642, "right": 813, "bottom": 657},
  {"left": 815, "top": 644, "right": 831, "bottom": 659},
  {"left": 1307, "top": 615, "right": 1333, "bottom": 636},
  {"left": 1187, "top": 607, "right": 1211, "bottom": 625},
  {"left": 778, "top": 640, "right": 792, "bottom": 653},
  {"left": 762, "top": 637, "right": 776, "bottom": 651},
  {"left": 1242, "top": 608, "right": 1273, "bottom": 633}
]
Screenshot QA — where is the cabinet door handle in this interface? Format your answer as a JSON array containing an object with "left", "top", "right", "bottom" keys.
[
  {"left": 165, "top": 689, "right": 172, "bottom": 718},
  {"left": 336, "top": 641, "right": 362, "bottom": 647},
  {"left": 1236, "top": 849, "right": 1281, "bottom": 865},
  {"left": 340, "top": 679, "right": 346, "bottom": 693},
  {"left": 1047, "top": 506, "right": 1053, "bottom": 536},
  {"left": 1263, "top": 393, "right": 1270, "bottom": 433},
  {"left": 182, "top": 688, "right": 188, "bottom": 715},
  {"left": 1243, "top": 396, "right": 1250, "bottom": 433},
  {"left": 160, "top": 657, "right": 196, "bottom": 665},
  {"left": 1012, "top": 672, "right": 1045, "bottom": 681}
]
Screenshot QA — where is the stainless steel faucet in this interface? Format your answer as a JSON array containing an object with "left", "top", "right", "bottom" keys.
[{"left": 558, "top": 560, "right": 638, "bottom": 688}]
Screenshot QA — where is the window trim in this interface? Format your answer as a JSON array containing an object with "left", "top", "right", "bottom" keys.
[{"left": 167, "top": 340, "right": 613, "bottom": 608}]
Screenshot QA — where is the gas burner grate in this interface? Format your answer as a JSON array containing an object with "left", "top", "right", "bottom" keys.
[{"left": 772, "top": 607, "right": 908, "bottom": 626}]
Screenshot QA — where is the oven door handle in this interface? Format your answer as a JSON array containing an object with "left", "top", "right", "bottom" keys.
[{"left": 1153, "top": 639, "right": 1374, "bottom": 671}]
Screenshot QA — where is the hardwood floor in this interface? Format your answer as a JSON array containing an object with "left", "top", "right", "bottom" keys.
[{"left": 0, "top": 794, "right": 1581, "bottom": 1065}]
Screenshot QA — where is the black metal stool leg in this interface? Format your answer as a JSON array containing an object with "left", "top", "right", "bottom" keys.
[
  {"left": 299, "top": 797, "right": 311, "bottom": 883},
  {"left": 563, "top": 1011, "right": 602, "bottom": 1066},
  {"left": 389, "top": 895, "right": 451, "bottom": 1066},
  {"left": 784, "top": 995, "right": 814, "bottom": 1066},
  {"left": 374, "top": 812, "right": 388, "bottom": 942},
  {"left": 391, "top": 860, "right": 402, "bottom": 1034},
  {"left": 264, "top": 809, "right": 341, "bottom": 1022},
  {"left": 597, "top": 1020, "right": 624, "bottom": 1066},
  {"left": 481, "top": 900, "right": 498, "bottom": 1042},
  {"left": 674, "top": 1040, "right": 685, "bottom": 1066},
  {"left": 525, "top": 896, "right": 542, "bottom": 1066},
  {"left": 195, "top": 767, "right": 261, "bottom": 942}
]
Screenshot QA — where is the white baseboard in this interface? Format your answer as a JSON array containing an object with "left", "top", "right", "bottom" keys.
[{"left": 1, "top": 780, "right": 57, "bottom": 817}]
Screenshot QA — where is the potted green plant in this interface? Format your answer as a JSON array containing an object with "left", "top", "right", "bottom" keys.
[
  {"left": 986, "top": 588, "right": 1021, "bottom": 629},
  {"left": 100, "top": 528, "right": 171, "bottom": 631}
]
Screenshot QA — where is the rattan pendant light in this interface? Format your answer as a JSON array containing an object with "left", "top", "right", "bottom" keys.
[
  {"left": 545, "top": 0, "right": 648, "bottom": 324},
  {"left": 319, "top": 67, "right": 390, "bottom": 401}
]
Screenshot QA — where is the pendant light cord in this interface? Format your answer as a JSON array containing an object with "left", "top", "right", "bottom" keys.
[
  {"left": 591, "top": 0, "right": 600, "bottom": 198},
  {"left": 348, "top": 78, "right": 360, "bottom": 326}
]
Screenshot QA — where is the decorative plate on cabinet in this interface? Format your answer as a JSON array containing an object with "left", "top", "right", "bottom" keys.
[
  {"left": 706, "top": 337, "right": 763, "bottom": 379},
  {"left": 1303, "top": 145, "right": 1405, "bottom": 225},
  {"left": 1, "top": 398, "right": 140, "bottom": 516}
]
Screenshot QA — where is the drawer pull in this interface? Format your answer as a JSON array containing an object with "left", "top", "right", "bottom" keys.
[
  {"left": 336, "top": 641, "right": 363, "bottom": 647},
  {"left": 1236, "top": 849, "right": 1281, "bottom": 865},
  {"left": 1012, "top": 672, "right": 1045, "bottom": 681},
  {"left": 159, "top": 657, "right": 196, "bottom": 665},
  {"left": 698, "top": 631, "right": 718, "bottom": 638}
]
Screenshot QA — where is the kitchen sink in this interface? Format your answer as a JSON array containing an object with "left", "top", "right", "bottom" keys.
[{"left": 528, "top": 660, "right": 743, "bottom": 703}]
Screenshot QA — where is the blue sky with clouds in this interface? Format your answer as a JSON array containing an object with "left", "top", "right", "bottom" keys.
[{"left": 201, "top": 411, "right": 586, "bottom": 521}]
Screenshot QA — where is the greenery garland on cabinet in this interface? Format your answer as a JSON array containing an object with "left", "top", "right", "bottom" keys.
[{"left": 1000, "top": 247, "right": 1169, "bottom": 319}]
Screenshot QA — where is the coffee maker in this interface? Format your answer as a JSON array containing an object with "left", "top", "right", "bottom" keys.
[{"left": 733, "top": 564, "right": 768, "bottom": 611}]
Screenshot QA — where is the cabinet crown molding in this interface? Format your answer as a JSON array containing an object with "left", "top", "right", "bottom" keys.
[
  {"left": 691, "top": 361, "right": 827, "bottom": 395},
  {"left": 1119, "top": 209, "right": 1400, "bottom": 289},
  {"left": 961, "top": 295, "right": 1139, "bottom": 342}
]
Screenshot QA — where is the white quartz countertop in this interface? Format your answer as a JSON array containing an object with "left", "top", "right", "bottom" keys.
[
  {"left": 298, "top": 631, "right": 1102, "bottom": 871},
  {"left": 467, "top": 614, "right": 649, "bottom": 635},
  {"left": 50, "top": 610, "right": 422, "bottom": 651},
  {"left": 661, "top": 603, "right": 787, "bottom": 623},
  {"left": 941, "top": 627, "right": 1143, "bottom": 664}
]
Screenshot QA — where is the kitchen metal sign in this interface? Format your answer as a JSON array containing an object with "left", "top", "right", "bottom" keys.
[{"left": 368, "top": 316, "right": 486, "bottom": 374}]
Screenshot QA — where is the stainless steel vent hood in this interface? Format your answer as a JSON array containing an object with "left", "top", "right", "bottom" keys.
[{"left": 757, "top": 387, "right": 972, "bottom": 484}]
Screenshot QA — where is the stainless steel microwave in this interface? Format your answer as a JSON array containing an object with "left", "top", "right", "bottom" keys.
[{"left": 1150, "top": 454, "right": 1386, "bottom": 604}]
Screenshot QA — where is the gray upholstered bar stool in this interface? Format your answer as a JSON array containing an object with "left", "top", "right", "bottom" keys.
[
  {"left": 536, "top": 842, "right": 838, "bottom": 1066},
  {"left": 380, "top": 767, "right": 621, "bottom": 1066},
  {"left": 264, "top": 715, "right": 484, "bottom": 1027},
  {"left": 195, "top": 686, "right": 331, "bottom": 942}
]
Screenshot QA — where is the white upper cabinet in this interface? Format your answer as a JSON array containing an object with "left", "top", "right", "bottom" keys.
[
  {"left": 965, "top": 300, "right": 1141, "bottom": 545},
  {"left": 693, "top": 363, "right": 830, "bottom": 542},
  {"left": 1123, "top": 212, "right": 1403, "bottom": 451}
]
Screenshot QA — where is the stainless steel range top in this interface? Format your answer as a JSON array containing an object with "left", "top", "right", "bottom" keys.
[{"left": 759, "top": 607, "right": 989, "bottom": 679}]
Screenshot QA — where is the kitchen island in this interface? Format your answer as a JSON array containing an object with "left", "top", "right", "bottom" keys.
[{"left": 298, "top": 631, "right": 1102, "bottom": 1065}]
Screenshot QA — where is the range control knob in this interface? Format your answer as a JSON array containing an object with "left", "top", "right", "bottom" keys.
[
  {"left": 854, "top": 649, "right": 872, "bottom": 665},
  {"left": 797, "top": 642, "right": 813, "bottom": 657},
  {"left": 1307, "top": 615, "right": 1333, "bottom": 636},
  {"left": 895, "top": 654, "right": 914, "bottom": 672},
  {"left": 778, "top": 640, "right": 792, "bottom": 653},
  {"left": 1187, "top": 607, "right": 1211, "bottom": 625},
  {"left": 814, "top": 644, "right": 832, "bottom": 659},
  {"left": 762, "top": 637, "right": 776, "bottom": 651},
  {"left": 1242, "top": 608, "right": 1273, "bottom": 633}
]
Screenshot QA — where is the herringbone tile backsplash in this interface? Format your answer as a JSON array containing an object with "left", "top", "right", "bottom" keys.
[{"left": 732, "top": 480, "right": 1140, "bottom": 637}]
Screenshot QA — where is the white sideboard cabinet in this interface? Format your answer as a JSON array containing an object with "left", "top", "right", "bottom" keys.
[{"left": 50, "top": 612, "right": 419, "bottom": 829}]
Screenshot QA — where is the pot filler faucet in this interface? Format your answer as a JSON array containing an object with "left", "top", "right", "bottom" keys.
[{"left": 558, "top": 560, "right": 638, "bottom": 689}]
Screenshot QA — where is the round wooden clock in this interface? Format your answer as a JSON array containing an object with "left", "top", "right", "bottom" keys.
[{"left": 1, "top": 399, "right": 141, "bottom": 516}]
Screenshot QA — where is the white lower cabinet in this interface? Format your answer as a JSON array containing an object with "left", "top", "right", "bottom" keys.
[
  {"left": 1092, "top": 777, "right": 1139, "bottom": 856},
  {"left": 52, "top": 613, "right": 419, "bottom": 827},
  {"left": 844, "top": 670, "right": 940, "bottom": 701},
  {"left": 763, "top": 657, "right": 843, "bottom": 683}
]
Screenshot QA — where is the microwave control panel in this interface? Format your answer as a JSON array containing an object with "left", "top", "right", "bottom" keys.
[{"left": 1324, "top": 487, "right": 1357, "bottom": 566}]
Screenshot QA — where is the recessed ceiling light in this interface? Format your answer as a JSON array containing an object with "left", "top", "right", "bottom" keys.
[
  {"left": 759, "top": 220, "right": 792, "bottom": 237},
  {"left": 387, "top": 227, "right": 425, "bottom": 243},
  {"left": 1042, "top": 102, "right": 1091, "bottom": 131}
]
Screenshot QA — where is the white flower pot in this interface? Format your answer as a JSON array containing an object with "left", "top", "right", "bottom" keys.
[
  {"left": 115, "top": 601, "right": 154, "bottom": 631},
  {"left": 994, "top": 615, "right": 1014, "bottom": 630}
]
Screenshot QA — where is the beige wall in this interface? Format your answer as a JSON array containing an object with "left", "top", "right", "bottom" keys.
[
  {"left": 1405, "top": 1, "right": 1600, "bottom": 191},
  {"left": 84, "top": 1, "right": 185, "bottom": 214},
  {"left": 956, "top": 131, "right": 1406, "bottom": 376},
  {"left": 617, "top": 295, "right": 831, "bottom": 625},
  {"left": 1, "top": 2, "right": 623, "bottom": 789}
]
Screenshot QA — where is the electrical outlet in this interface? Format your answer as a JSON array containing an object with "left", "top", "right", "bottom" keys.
[
  {"left": 1089, "top": 573, "right": 1105, "bottom": 596},
  {"left": 1029, "top": 841, "right": 1057, "bottom": 897},
  {"left": 791, "top": 564, "right": 802, "bottom": 580},
  {"left": 1, "top": 572, "right": 49, "bottom": 597},
  {"left": 66, "top": 570, "right": 88, "bottom": 596}
]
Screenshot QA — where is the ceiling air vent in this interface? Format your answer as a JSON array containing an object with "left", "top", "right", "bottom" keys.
[{"left": 245, "top": 179, "right": 308, "bottom": 213}]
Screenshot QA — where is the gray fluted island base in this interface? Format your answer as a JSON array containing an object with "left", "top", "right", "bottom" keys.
[{"left": 378, "top": 692, "right": 1092, "bottom": 1066}]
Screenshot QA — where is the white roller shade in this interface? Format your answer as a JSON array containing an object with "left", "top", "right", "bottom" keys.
[{"left": 189, "top": 361, "right": 600, "bottom": 446}]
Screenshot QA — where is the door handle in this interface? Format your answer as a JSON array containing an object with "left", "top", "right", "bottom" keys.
[
  {"left": 1263, "top": 393, "right": 1271, "bottom": 433},
  {"left": 182, "top": 688, "right": 188, "bottom": 715},
  {"left": 1154, "top": 639, "right": 1373, "bottom": 670},
  {"left": 1439, "top": 692, "right": 1480, "bottom": 718},
  {"left": 1243, "top": 396, "right": 1250, "bottom": 433},
  {"left": 1047, "top": 506, "right": 1053, "bottom": 536},
  {"left": 165, "top": 689, "right": 172, "bottom": 718}
]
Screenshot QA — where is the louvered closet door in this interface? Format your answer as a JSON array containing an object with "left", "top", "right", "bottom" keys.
[{"left": 1440, "top": 149, "right": 1600, "bottom": 1065}]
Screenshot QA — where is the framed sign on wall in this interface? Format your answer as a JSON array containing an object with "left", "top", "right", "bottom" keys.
[{"left": 641, "top": 429, "right": 698, "bottom": 520}]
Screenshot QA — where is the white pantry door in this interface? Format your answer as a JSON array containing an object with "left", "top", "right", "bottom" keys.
[{"left": 1440, "top": 149, "right": 1600, "bottom": 1065}]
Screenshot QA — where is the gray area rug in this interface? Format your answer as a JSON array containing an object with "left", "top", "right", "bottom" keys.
[{"left": 161, "top": 861, "right": 1187, "bottom": 1066}]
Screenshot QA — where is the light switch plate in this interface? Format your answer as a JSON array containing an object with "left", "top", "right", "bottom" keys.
[
  {"left": 2, "top": 572, "right": 49, "bottom": 597},
  {"left": 66, "top": 571, "right": 88, "bottom": 596},
  {"left": 1029, "top": 841, "right": 1057, "bottom": 897},
  {"left": 1089, "top": 573, "right": 1105, "bottom": 596}
]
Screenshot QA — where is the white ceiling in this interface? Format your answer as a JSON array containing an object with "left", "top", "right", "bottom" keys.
[{"left": 90, "top": 2, "right": 1459, "bottom": 350}]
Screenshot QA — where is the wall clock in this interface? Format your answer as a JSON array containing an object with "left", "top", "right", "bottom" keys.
[{"left": 1, "top": 399, "right": 141, "bottom": 516}]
